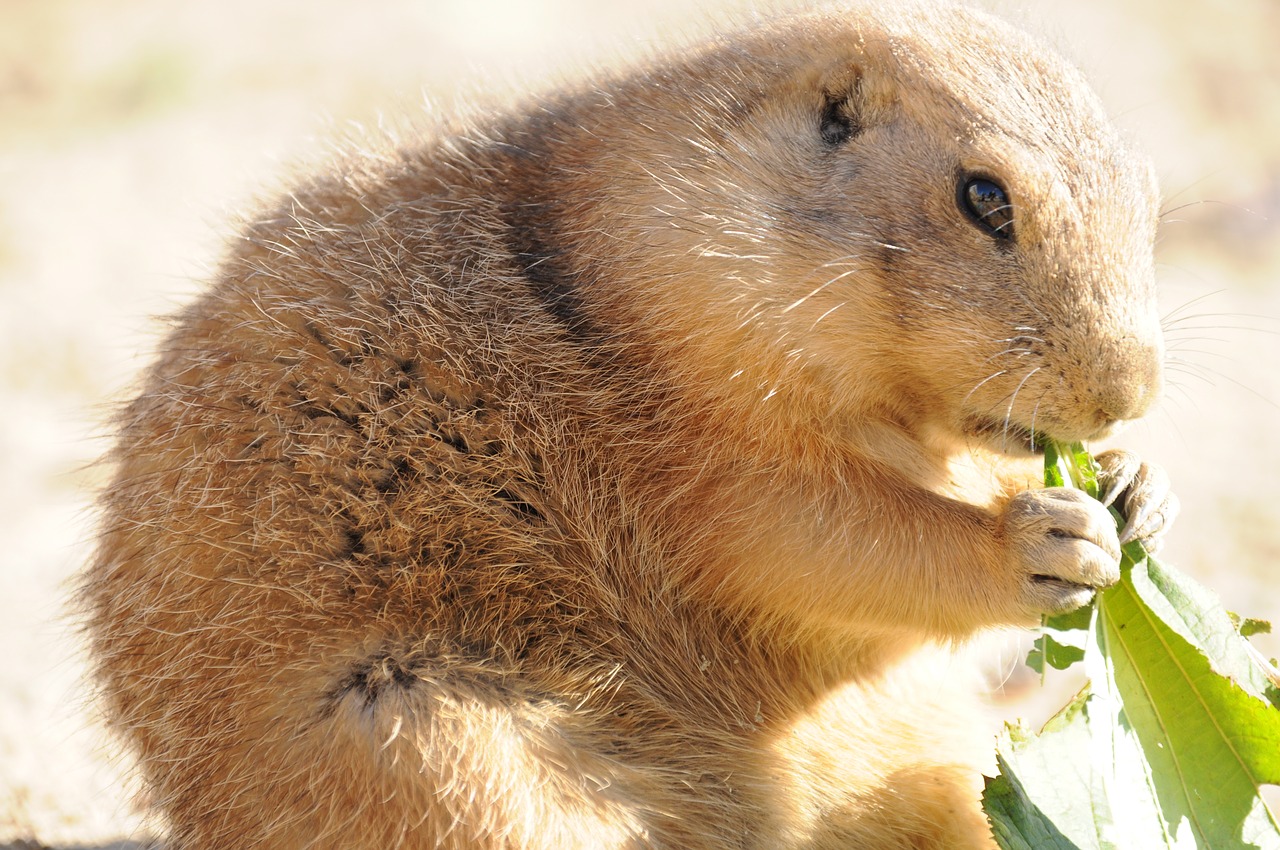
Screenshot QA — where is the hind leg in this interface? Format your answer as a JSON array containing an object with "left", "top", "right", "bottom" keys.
[{"left": 147, "top": 649, "right": 650, "bottom": 850}]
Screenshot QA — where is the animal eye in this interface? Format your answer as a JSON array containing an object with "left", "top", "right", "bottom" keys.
[{"left": 960, "top": 177, "right": 1014, "bottom": 239}]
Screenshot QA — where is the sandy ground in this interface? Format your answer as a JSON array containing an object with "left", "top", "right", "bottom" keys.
[{"left": 1, "top": 0, "right": 1278, "bottom": 845}]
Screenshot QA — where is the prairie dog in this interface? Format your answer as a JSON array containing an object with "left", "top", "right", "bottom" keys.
[{"left": 83, "top": 3, "right": 1176, "bottom": 848}]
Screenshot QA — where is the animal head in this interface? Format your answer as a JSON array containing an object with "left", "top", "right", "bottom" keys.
[{"left": 578, "top": 2, "right": 1162, "bottom": 455}]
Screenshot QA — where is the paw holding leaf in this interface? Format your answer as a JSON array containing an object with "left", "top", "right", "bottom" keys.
[
  {"left": 1095, "top": 449, "right": 1179, "bottom": 554},
  {"left": 1001, "top": 449, "right": 1178, "bottom": 619},
  {"left": 1001, "top": 487, "right": 1121, "bottom": 618}
]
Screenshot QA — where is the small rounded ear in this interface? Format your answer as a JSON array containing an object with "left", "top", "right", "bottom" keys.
[{"left": 820, "top": 65, "right": 864, "bottom": 146}]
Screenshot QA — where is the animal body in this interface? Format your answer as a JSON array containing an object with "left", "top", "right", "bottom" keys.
[{"left": 83, "top": 3, "right": 1177, "bottom": 848}]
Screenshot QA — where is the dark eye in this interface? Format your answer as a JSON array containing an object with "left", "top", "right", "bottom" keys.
[{"left": 960, "top": 177, "right": 1014, "bottom": 239}]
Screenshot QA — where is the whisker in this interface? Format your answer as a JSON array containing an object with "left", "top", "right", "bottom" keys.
[
  {"left": 987, "top": 348, "right": 1034, "bottom": 361},
  {"left": 1028, "top": 390, "right": 1047, "bottom": 450},
  {"left": 1162, "top": 362, "right": 1215, "bottom": 388},
  {"left": 781, "top": 267, "right": 863, "bottom": 314},
  {"left": 1164, "top": 348, "right": 1239, "bottom": 365},
  {"left": 811, "top": 252, "right": 877, "bottom": 270},
  {"left": 960, "top": 370, "right": 1009, "bottom": 409},
  {"left": 1163, "top": 322, "right": 1280, "bottom": 339},
  {"left": 1170, "top": 362, "right": 1280, "bottom": 412},
  {"left": 1160, "top": 290, "right": 1229, "bottom": 324},
  {"left": 1162, "top": 380, "right": 1196, "bottom": 409},
  {"left": 1156, "top": 172, "right": 1222, "bottom": 214},
  {"left": 808, "top": 301, "right": 848, "bottom": 331},
  {"left": 1001, "top": 366, "right": 1042, "bottom": 448},
  {"left": 1158, "top": 198, "right": 1267, "bottom": 222}
]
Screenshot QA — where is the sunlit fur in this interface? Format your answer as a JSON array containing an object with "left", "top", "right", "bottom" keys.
[{"left": 82, "top": 3, "right": 1164, "bottom": 848}]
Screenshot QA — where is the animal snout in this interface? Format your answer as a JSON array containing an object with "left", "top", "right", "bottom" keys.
[{"left": 1090, "top": 336, "right": 1164, "bottom": 426}]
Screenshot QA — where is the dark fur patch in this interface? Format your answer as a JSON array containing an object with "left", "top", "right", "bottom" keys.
[
  {"left": 301, "top": 320, "right": 355, "bottom": 367},
  {"left": 492, "top": 113, "right": 606, "bottom": 346},
  {"left": 875, "top": 240, "right": 905, "bottom": 275},
  {"left": 329, "top": 651, "right": 421, "bottom": 709},
  {"left": 429, "top": 419, "right": 471, "bottom": 454},
  {"left": 502, "top": 199, "right": 603, "bottom": 345},
  {"left": 494, "top": 485, "right": 545, "bottom": 523},
  {"left": 820, "top": 91, "right": 862, "bottom": 146},
  {"left": 343, "top": 527, "right": 367, "bottom": 558},
  {"left": 371, "top": 456, "right": 414, "bottom": 495}
]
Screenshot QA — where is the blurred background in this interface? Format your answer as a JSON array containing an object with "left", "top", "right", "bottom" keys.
[{"left": 1, "top": 0, "right": 1277, "bottom": 845}]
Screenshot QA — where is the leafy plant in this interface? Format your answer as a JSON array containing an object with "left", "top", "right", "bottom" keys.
[{"left": 983, "top": 442, "right": 1280, "bottom": 849}]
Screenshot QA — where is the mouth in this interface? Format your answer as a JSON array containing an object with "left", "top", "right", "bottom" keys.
[{"left": 964, "top": 416, "right": 1047, "bottom": 456}]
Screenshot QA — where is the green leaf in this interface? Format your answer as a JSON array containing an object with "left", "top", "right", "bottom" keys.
[
  {"left": 1045, "top": 603, "right": 1096, "bottom": 634},
  {"left": 1027, "top": 631, "right": 1087, "bottom": 675},
  {"left": 1029, "top": 604, "right": 1093, "bottom": 674},
  {"left": 985, "top": 693, "right": 1109, "bottom": 850},
  {"left": 1093, "top": 556, "right": 1280, "bottom": 848},
  {"left": 1138, "top": 558, "right": 1280, "bottom": 706},
  {"left": 984, "top": 756, "right": 1088, "bottom": 850},
  {"left": 987, "top": 441, "right": 1280, "bottom": 849},
  {"left": 1043, "top": 440, "right": 1068, "bottom": 489},
  {"left": 1034, "top": 444, "right": 1099, "bottom": 677},
  {"left": 1230, "top": 613, "right": 1273, "bottom": 639}
]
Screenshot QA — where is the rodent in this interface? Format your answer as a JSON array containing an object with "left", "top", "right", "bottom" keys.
[{"left": 81, "top": 3, "right": 1178, "bottom": 848}]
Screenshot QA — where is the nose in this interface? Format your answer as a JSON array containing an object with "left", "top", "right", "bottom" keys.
[{"left": 1093, "top": 338, "right": 1163, "bottom": 425}]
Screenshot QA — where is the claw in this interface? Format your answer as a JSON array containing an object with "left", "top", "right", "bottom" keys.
[
  {"left": 1119, "top": 492, "right": 1179, "bottom": 550},
  {"left": 1117, "top": 509, "right": 1154, "bottom": 546},
  {"left": 1097, "top": 450, "right": 1177, "bottom": 552},
  {"left": 1097, "top": 449, "right": 1140, "bottom": 508}
]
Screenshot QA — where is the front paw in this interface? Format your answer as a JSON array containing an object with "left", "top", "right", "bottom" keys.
[
  {"left": 1096, "top": 449, "right": 1179, "bottom": 553},
  {"left": 1001, "top": 487, "right": 1121, "bottom": 617}
]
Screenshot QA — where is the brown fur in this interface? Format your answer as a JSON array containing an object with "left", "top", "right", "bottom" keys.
[{"left": 82, "top": 3, "right": 1168, "bottom": 848}]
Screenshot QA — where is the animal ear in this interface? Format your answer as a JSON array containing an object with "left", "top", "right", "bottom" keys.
[{"left": 820, "top": 65, "right": 864, "bottom": 146}]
